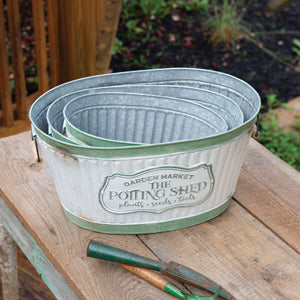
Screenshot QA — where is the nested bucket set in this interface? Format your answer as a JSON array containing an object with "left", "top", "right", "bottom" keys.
[{"left": 29, "top": 68, "right": 260, "bottom": 234}]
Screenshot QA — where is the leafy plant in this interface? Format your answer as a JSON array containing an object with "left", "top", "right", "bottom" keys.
[
  {"left": 175, "top": 0, "right": 210, "bottom": 14},
  {"left": 121, "top": 0, "right": 210, "bottom": 39},
  {"left": 265, "top": 94, "right": 291, "bottom": 111},
  {"left": 259, "top": 107, "right": 300, "bottom": 171},
  {"left": 205, "top": 0, "right": 250, "bottom": 47},
  {"left": 292, "top": 38, "right": 300, "bottom": 56},
  {"left": 203, "top": 0, "right": 298, "bottom": 69},
  {"left": 112, "top": 38, "right": 125, "bottom": 56},
  {"left": 114, "top": 0, "right": 210, "bottom": 69},
  {"left": 121, "top": 0, "right": 173, "bottom": 38}
]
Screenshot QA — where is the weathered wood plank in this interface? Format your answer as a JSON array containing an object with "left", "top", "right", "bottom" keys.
[
  {"left": 53, "top": 0, "right": 120, "bottom": 82},
  {"left": 0, "top": 224, "right": 18, "bottom": 300},
  {"left": 95, "top": 0, "right": 122, "bottom": 74},
  {"left": 0, "top": 118, "right": 31, "bottom": 138},
  {"left": 0, "top": 0, "right": 13, "bottom": 126},
  {"left": 0, "top": 197, "right": 79, "bottom": 300},
  {"left": 0, "top": 132, "right": 299, "bottom": 299},
  {"left": 6, "top": 0, "right": 27, "bottom": 120},
  {"left": 17, "top": 247, "right": 43, "bottom": 282},
  {"left": 234, "top": 139, "right": 300, "bottom": 253},
  {"left": 56, "top": 0, "right": 97, "bottom": 81},
  {"left": 32, "top": 0, "right": 49, "bottom": 93},
  {"left": 46, "top": 0, "right": 60, "bottom": 87},
  {"left": 0, "top": 132, "right": 174, "bottom": 299},
  {"left": 139, "top": 201, "right": 300, "bottom": 300},
  {"left": 18, "top": 268, "right": 56, "bottom": 300},
  {"left": 72, "top": 0, "right": 97, "bottom": 77}
]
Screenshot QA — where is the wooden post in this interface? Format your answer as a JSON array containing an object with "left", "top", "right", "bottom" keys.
[
  {"left": 32, "top": 0, "right": 49, "bottom": 93},
  {"left": 47, "top": 0, "right": 61, "bottom": 87},
  {"left": 0, "top": 224, "right": 18, "bottom": 300},
  {"left": 6, "top": 0, "right": 27, "bottom": 120},
  {"left": 95, "top": 0, "right": 123, "bottom": 74},
  {"left": 0, "top": 0, "right": 13, "bottom": 126},
  {"left": 52, "top": 0, "right": 122, "bottom": 83}
]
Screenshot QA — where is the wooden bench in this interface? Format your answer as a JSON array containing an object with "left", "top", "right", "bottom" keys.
[{"left": 0, "top": 131, "right": 299, "bottom": 299}]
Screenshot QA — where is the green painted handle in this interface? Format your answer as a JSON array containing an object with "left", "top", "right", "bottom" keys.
[{"left": 87, "top": 240, "right": 163, "bottom": 271}]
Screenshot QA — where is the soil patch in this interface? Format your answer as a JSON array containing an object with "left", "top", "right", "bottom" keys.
[{"left": 110, "top": 0, "right": 300, "bottom": 108}]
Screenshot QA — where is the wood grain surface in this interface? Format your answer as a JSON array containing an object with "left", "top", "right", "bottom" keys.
[
  {"left": 0, "top": 0, "right": 13, "bottom": 126},
  {"left": 6, "top": 0, "right": 27, "bottom": 120},
  {"left": 46, "top": 0, "right": 60, "bottom": 88},
  {"left": 32, "top": 0, "right": 49, "bottom": 94},
  {"left": 0, "top": 131, "right": 172, "bottom": 299},
  {"left": 234, "top": 139, "right": 300, "bottom": 253},
  {"left": 95, "top": 0, "right": 123, "bottom": 74},
  {"left": 0, "top": 131, "right": 299, "bottom": 300}
]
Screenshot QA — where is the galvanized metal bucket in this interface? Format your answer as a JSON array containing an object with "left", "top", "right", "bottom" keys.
[
  {"left": 47, "top": 85, "right": 243, "bottom": 144},
  {"left": 29, "top": 68, "right": 260, "bottom": 234},
  {"left": 63, "top": 92, "right": 228, "bottom": 147}
]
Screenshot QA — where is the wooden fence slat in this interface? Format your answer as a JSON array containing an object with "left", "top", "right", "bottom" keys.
[
  {"left": 32, "top": 0, "right": 49, "bottom": 93},
  {"left": 46, "top": 0, "right": 60, "bottom": 87},
  {"left": 0, "top": 0, "right": 13, "bottom": 126},
  {"left": 56, "top": 0, "right": 74, "bottom": 82},
  {"left": 73, "top": 0, "right": 97, "bottom": 78},
  {"left": 95, "top": 0, "right": 122, "bottom": 74},
  {"left": 54, "top": 0, "right": 121, "bottom": 82},
  {"left": 6, "top": 0, "right": 27, "bottom": 120},
  {"left": 1, "top": 0, "right": 120, "bottom": 127},
  {"left": 57, "top": 0, "right": 97, "bottom": 82}
]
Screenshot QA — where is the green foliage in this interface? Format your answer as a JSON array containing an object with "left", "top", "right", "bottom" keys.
[
  {"left": 176, "top": 0, "right": 210, "bottom": 13},
  {"left": 121, "top": 0, "right": 209, "bottom": 39},
  {"left": 259, "top": 107, "right": 300, "bottom": 171},
  {"left": 265, "top": 94, "right": 291, "bottom": 111},
  {"left": 112, "top": 38, "right": 125, "bottom": 56},
  {"left": 292, "top": 38, "right": 300, "bottom": 56},
  {"left": 114, "top": 0, "right": 210, "bottom": 68},
  {"left": 121, "top": 0, "right": 172, "bottom": 38},
  {"left": 204, "top": 0, "right": 250, "bottom": 47},
  {"left": 122, "top": 0, "right": 171, "bottom": 20},
  {"left": 203, "top": 0, "right": 296, "bottom": 70}
]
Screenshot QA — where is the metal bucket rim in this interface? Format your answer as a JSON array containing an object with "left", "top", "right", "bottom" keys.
[
  {"left": 30, "top": 67, "right": 260, "bottom": 130},
  {"left": 64, "top": 103, "right": 226, "bottom": 147},
  {"left": 29, "top": 68, "right": 261, "bottom": 157},
  {"left": 47, "top": 86, "right": 243, "bottom": 144}
]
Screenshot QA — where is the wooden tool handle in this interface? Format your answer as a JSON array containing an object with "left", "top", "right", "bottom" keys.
[{"left": 121, "top": 264, "right": 168, "bottom": 291}]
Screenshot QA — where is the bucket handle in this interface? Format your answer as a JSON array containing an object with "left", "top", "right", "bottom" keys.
[
  {"left": 30, "top": 131, "right": 42, "bottom": 162},
  {"left": 252, "top": 114, "right": 261, "bottom": 139}
]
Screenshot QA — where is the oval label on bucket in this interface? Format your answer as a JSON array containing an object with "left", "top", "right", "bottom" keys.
[{"left": 99, "top": 163, "right": 214, "bottom": 214}]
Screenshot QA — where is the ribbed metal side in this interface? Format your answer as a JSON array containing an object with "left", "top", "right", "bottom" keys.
[
  {"left": 67, "top": 106, "right": 221, "bottom": 144},
  {"left": 47, "top": 85, "right": 243, "bottom": 142},
  {"left": 63, "top": 92, "right": 228, "bottom": 146},
  {"left": 151, "top": 80, "right": 255, "bottom": 121},
  {"left": 39, "top": 129, "right": 252, "bottom": 226}
]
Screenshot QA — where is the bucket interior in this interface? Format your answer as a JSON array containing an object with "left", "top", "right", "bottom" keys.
[
  {"left": 29, "top": 67, "right": 261, "bottom": 157},
  {"left": 63, "top": 92, "right": 228, "bottom": 146}
]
